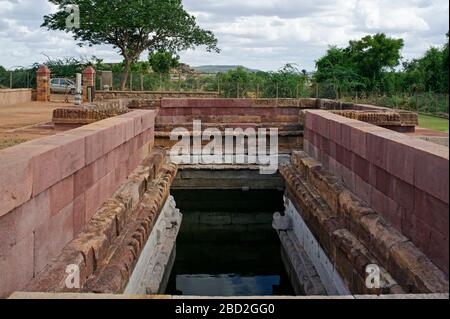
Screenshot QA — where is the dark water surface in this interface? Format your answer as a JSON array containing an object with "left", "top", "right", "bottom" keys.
[{"left": 166, "top": 190, "right": 295, "bottom": 297}]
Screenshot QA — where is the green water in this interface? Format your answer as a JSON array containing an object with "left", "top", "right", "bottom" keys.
[{"left": 165, "top": 190, "right": 295, "bottom": 297}]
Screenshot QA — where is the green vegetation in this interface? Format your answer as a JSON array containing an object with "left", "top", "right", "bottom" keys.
[
  {"left": 418, "top": 114, "right": 449, "bottom": 132},
  {"left": 193, "top": 65, "right": 260, "bottom": 74},
  {"left": 42, "top": 0, "right": 219, "bottom": 89},
  {"left": 149, "top": 50, "right": 180, "bottom": 75}
]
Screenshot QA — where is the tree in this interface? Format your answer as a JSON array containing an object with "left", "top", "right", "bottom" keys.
[
  {"left": 315, "top": 46, "right": 364, "bottom": 98},
  {"left": 149, "top": 50, "right": 180, "bottom": 89},
  {"left": 346, "top": 33, "right": 404, "bottom": 90},
  {"left": 42, "top": 0, "right": 219, "bottom": 90},
  {"left": 149, "top": 50, "right": 180, "bottom": 74}
]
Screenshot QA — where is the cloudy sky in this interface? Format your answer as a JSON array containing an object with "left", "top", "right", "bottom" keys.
[{"left": 0, "top": 0, "right": 448, "bottom": 71}]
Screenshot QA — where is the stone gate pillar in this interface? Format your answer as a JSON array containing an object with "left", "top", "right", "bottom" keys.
[
  {"left": 36, "top": 65, "right": 51, "bottom": 102},
  {"left": 82, "top": 66, "right": 96, "bottom": 102}
]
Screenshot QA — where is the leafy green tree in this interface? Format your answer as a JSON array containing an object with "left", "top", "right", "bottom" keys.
[
  {"left": 346, "top": 33, "right": 404, "bottom": 90},
  {"left": 149, "top": 50, "right": 180, "bottom": 89},
  {"left": 149, "top": 50, "right": 180, "bottom": 74},
  {"left": 42, "top": 0, "right": 219, "bottom": 90},
  {"left": 262, "top": 64, "right": 307, "bottom": 98},
  {"left": 315, "top": 47, "right": 364, "bottom": 98},
  {"left": 219, "top": 67, "right": 258, "bottom": 98}
]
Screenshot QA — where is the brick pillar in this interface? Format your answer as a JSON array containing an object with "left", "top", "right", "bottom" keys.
[
  {"left": 82, "top": 66, "right": 96, "bottom": 102},
  {"left": 36, "top": 65, "right": 51, "bottom": 102}
]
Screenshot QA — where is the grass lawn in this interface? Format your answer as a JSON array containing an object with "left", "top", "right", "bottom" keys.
[{"left": 418, "top": 114, "right": 449, "bottom": 132}]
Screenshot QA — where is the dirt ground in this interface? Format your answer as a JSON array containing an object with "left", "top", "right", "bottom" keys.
[{"left": 0, "top": 95, "right": 73, "bottom": 150}]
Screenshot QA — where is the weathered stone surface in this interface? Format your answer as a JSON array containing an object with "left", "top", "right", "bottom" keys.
[
  {"left": 281, "top": 150, "right": 449, "bottom": 294},
  {"left": 388, "top": 241, "right": 449, "bottom": 293},
  {"left": 23, "top": 150, "right": 177, "bottom": 295}
]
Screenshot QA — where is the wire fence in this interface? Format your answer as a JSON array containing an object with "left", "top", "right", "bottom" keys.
[
  {"left": 0, "top": 70, "right": 35, "bottom": 89},
  {"left": 1, "top": 69, "right": 448, "bottom": 116}
]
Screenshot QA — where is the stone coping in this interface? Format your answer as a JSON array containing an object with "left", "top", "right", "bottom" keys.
[{"left": 0, "top": 88, "right": 33, "bottom": 93}]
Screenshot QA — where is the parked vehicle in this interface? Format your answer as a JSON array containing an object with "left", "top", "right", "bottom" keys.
[{"left": 50, "top": 78, "right": 76, "bottom": 94}]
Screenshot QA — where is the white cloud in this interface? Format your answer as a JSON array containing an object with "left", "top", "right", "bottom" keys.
[{"left": 0, "top": 0, "right": 448, "bottom": 71}]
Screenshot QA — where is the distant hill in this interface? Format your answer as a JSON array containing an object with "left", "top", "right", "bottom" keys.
[{"left": 192, "top": 65, "right": 261, "bottom": 74}]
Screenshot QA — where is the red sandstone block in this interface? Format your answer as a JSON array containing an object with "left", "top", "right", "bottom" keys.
[
  {"left": 0, "top": 149, "right": 33, "bottom": 217},
  {"left": 304, "top": 112, "right": 315, "bottom": 132},
  {"left": 34, "top": 203, "right": 74, "bottom": 273},
  {"left": 391, "top": 177, "right": 415, "bottom": 212},
  {"left": 28, "top": 134, "right": 85, "bottom": 196},
  {"left": 354, "top": 174, "right": 372, "bottom": 205},
  {"left": 342, "top": 148, "right": 353, "bottom": 170},
  {"left": 335, "top": 143, "right": 344, "bottom": 165},
  {"left": 366, "top": 133, "right": 387, "bottom": 168},
  {"left": 386, "top": 197, "right": 403, "bottom": 230},
  {"left": 161, "top": 98, "right": 189, "bottom": 108},
  {"left": 50, "top": 175, "right": 74, "bottom": 216},
  {"left": 114, "top": 165, "right": 129, "bottom": 189},
  {"left": 182, "top": 98, "right": 254, "bottom": 108},
  {"left": 144, "top": 129, "right": 155, "bottom": 146},
  {"left": 341, "top": 165, "right": 355, "bottom": 192},
  {"left": 329, "top": 141, "right": 337, "bottom": 159},
  {"left": 84, "top": 171, "right": 116, "bottom": 221},
  {"left": 0, "top": 233, "right": 34, "bottom": 298},
  {"left": 340, "top": 124, "right": 352, "bottom": 151},
  {"left": 374, "top": 166, "right": 394, "bottom": 198},
  {"left": 413, "top": 188, "right": 449, "bottom": 237},
  {"left": 427, "top": 229, "right": 449, "bottom": 274},
  {"left": 73, "top": 163, "right": 95, "bottom": 198},
  {"left": 317, "top": 116, "right": 330, "bottom": 139},
  {"left": 401, "top": 214, "right": 432, "bottom": 253},
  {"left": 352, "top": 154, "right": 370, "bottom": 183},
  {"left": 329, "top": 120, "right": 342, "bottom": 145},
  {"left": 371, "top": 188, "right": 390, "bottom": 222},
  {"left": 321, "top": 136, "right": 330, "bottom": 155},
  {"left": 117, "top": 110, "right": 152, "bottom": 136},
  {"left": 141, "top": 111, "right": 156, "bottom": 132},
  {"left": 0, "top": 191, "right": 50, "bottom": 254},
  {"left": 414, "top": 151, "right": 449, "bottom": 204},
  {"left": 82, "top": 126, "right": 114, "bottom": 165},
  {"left": 73, "top": 194, "right": 86, "bottom": 236},
  {"left": 385, "top": 140, "right": 415, "bottom": 185},
  {"left": 304, "top": 128, "right": 311, "bottom": 142},
  {"left": 92, "top": 154, "right": 111, "bottom": 183},
  {"left": 350, "top": 127, "right": 367, "bottom": 158}
]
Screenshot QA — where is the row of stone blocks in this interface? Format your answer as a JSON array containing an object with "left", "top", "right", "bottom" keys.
[
  {"left": 0, "top": 110, "right": 156, "bottom": 298},
  {"left": 280, "top": 151, "right": 448, "bottom": 294},
  {"left": 302, "top": 109, "right": 449, "bottom": 275}
]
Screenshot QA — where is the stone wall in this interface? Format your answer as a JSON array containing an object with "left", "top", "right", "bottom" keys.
[
  {"left": 281, "top": 151, "right": 448, "bottom": 294},
  {"left": 52, "top": 99, "right": 131, "bottom": 127},
  {"left": 0, "top": 89, "right": 32, "bottom": 107},
  {"left": 0, "top": 110, "right": 156, "bottom": 298},
  {"left": 24, "top": 150, "right": 177, "bottom": 295},
  {"left": 155, "top": 98, "right": 309, "bottom": 154},
  {"left": 316, "top": 99, "right": 418, "bottom": 132},
  {"left": 303, "top": 109, "right": 449, "bottom": 275}
]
